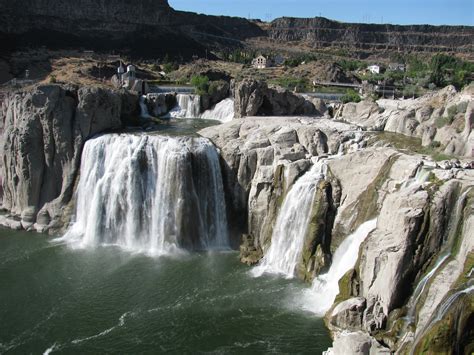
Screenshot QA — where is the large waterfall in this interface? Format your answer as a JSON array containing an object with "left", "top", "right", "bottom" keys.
[
  {"left": 303, "top": 219, "right": 377, "bottom": 315},
  {"left": 252, "top": 162, "right": 327, "bottom": 278},
  {"left": 169, "top": 94, "right": 201, "bottom": 118},
  {"left": 61, "top": 134, "right": 229, "bottom": 254}
]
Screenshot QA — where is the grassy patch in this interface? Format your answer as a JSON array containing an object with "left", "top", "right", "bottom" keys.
[{"left": 370, "top": 132, "right": 453, "bottom": 161}]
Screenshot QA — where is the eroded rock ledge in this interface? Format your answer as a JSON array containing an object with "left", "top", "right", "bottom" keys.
[
  {"left": 200, "top": 115, "right": 474, "bottom": 354},
  {"left": 0, "top": 84, "right": 138, "bottom": 233}
]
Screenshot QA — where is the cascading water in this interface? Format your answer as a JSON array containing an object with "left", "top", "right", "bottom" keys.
[
  {"left": 405, "top": 187, "right": 472, "bottom": 320},
  {"left": 139, "top": 96, "right": 152, "bottom": 119},
  {"left": 169, "top": 94, "right": 201, "bottom": 118},
  {"left": 251, "top": 162, "right": 328, "bottom": 279},
  {"left": 200, "top": 98, "right": 235, "bottom": 123},
  {"left": 60, "top": 134, "right": 229, "bottom": 254},
  {"left": 302, "top": 219, "right": 377, "bottom": 315},
  {"left": 431, "top": 284, "right": 474, "bottom": 323}
]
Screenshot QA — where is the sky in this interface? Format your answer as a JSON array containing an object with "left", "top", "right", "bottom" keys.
[{"left": 168, "top": 0, "right": 474, "bottom": 26}]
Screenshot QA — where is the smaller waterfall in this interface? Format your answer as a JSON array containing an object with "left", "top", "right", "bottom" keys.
[
  {"left": 303, "top": 219, "right": 377, "bottom": 315},
  {"left": 139, "top": 96, "right": 152, "bottom": 119},
  {"left": 169, "top": 94, "right": 201, "bottom": 118},
  {"left": 406, "top": 253, "right": 450, "bottom": 319},
  {"left": 405, "top": 187, "right": 472, "bottom": 332},
  {"left": 432, "top": 284, "right": 474, "bottom": 323},
  {"left": 200, "top": 98, "right": 235, "bottom": 123},
  {"left": 252, "top": 162, "right": 327, "bottom": 279}
]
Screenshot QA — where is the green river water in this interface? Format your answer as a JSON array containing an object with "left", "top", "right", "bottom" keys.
[{"left": 0, "top": 228, "right": 331, "bottom": 354}]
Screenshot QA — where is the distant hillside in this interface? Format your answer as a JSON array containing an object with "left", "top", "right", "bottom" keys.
[
  {"left": 0, "top": 0, "right": 264, "bottom": 58},
  {"left": 0, "top": 0, "right": 472, "bottom": 58},
  {"left": 267, "top": 17, "right": 474, "bottom": 54}
]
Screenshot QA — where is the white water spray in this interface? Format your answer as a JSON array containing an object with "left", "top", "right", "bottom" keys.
[
  {"left": 60, "top": 134, "right": 229, "bottom": 254},
  {"left": 251, "top": 162, "right": 328, "bottom": 279},
  {"left": 169, "top": 94, "right": 201, "bottom": 118},
  {"left": 303, "top": 219, "right": 377, "bottom": 315},
  {"left": 200, "top": 98, "right": 235, "bottom": 122}
]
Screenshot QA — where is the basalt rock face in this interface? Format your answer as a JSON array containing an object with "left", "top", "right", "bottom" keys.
[
  {"left": 202, "top": 115, "right": 474, "bottom": 354},
  {"left": 234, "top": 79, "right": 326, "bottom": 118},
  {"left": 0, "top": 0, "right": 264, "bottom": 57},
  {"left": 339, "top": 85, "right": 474, "bottom": 157},
  {"left": 268, "top": 17, "right": 474, "bottom": 53},
  {"left": 0, "top": 84, "right": 135, "bottom": 232},
  {"left": 200, "top": 117, "right": 361, "bottom": 272}
]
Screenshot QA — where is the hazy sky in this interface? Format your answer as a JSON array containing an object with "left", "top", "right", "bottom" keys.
[{"left": 168, "top": 0, "right": 474, "bottom": 26}]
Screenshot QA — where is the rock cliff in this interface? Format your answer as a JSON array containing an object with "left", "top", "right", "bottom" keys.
[
  {"left": 234, "top": 79, "right": 327, "bottom": 118},
  {"left": 0, "top": 84, "right": 137, "bottom": 232},
  {"left": 268, "top": 17, "right": 474, "bottom": 53},
  {"left": 339, "top": 85, "right": 474, "bottom": 158},
  {"left": 0, "top": 0, "right": 264, "bottom": 57},
  {"left": 200, "top": 111, "right": 474, "bottom": 353},
  {"left": 1, "top": 1, "right": 471, "bottom": 57}
]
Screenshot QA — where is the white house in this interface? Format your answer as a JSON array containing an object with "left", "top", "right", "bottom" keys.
[
  {"left": 252, "top": 55, "right": 272, "bottom": 69},
  {"left": 368, "top": 64, "right": 382, "bottom": 74}
]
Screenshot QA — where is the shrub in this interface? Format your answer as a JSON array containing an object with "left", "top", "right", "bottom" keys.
[
  {"left": 49, "top": 75, "right": 57, "bottom": 83},
  {"left": 341, "top": 89, "right": 361, "bottom": 103},
  {"left": 163, "top": 62, "right": 178, "bottom": 74},
  {"left": 191, "top": 75, "right": 210, "bottom": 95}
]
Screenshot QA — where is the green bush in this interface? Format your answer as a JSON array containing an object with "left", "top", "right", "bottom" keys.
[
  {"left": 49, "top": 75, "right": 57, "bottom": 83},
  {"left": 163, "top": 62, "right": 178, "bottom": 74},
  {"left": 338, "top": 59, "right": 364, "bottom": 71},
  {"left": 191, "top": 75, "right": 210, "bottom": 95},
  {"left": 341, "top": 89, "right": 361, "bottom": 103},
  {"left": 271, "top": 77, "right": 310, "bottom": 91}
]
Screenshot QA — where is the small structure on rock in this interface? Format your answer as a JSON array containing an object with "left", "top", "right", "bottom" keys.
[{"left": 111, "top": 61, "right": 149, "bottom": 94}]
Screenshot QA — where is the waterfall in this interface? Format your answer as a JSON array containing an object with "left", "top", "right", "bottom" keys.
[
  {"left": 251, "top": 162, "right": 328, "bottom": 279},
  {"left": 139, "top": 96, "right": 152, "bottom": 119},
  {"left": 303, "top": 219, "right": 377, "bottom": 316},
  {"left": 406, "top": 253, "right": 450, "bottom": 319},
  {"left": 431, "top": 284, "right": 474, "bottom": 323},
  {"left": 60, "top": 134, "right": 229, "bottom": 254},
  {"left": 406, "top": 187, "right": 471, "bottom": 320},
  {"left": 200, "top": 98, "right": 235, "bottom": 123},
  {"left": 169, "top": 94, "right": 201, "bottom": 118}
]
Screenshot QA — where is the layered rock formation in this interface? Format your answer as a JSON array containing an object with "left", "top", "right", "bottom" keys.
[
  {"left": 339, "top": 85, "right": 474, "bottom": 157},
  {"left": 268, "top": 17, "right": 474, "bottom": 53},
  {"left": 2, "top": 0, "right": 471, "bottom": 58},
  {"left": 234, "top": 79, "right": 327, "bottom": 118},
  {"left": 0, "top": 84, "right": 137, "bottom": 232},
  {"left": 201, "top": 109, "right": 473, "bottom": 353},
  {"left": 0, "top": 0, "right": 264, "bottom": 57}
]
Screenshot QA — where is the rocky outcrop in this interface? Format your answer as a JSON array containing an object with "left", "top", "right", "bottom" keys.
[
  {"left": 268, "top": 17, "right": 474, "bottom": 54},
  {"left": 201, "top": 80, "right": 230, "bottom": 112},
  {"left": 200, "top": 117, "right": 362, "bottom": 273},
  {"left": 234, "top": 79, "right": 326, "bottom": 118},
  {"left": 202, "top": 113, "right": 474, "bottom": 354},
  {"left": 0, "top": 84, "right": 135, "bottom": 232},
  {"left": 340, "top": 85, "right": 474, "bottom": 157}
]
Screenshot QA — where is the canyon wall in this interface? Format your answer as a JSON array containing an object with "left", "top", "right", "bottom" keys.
[
  {"left": 0, "top": 84, "right": 138, "bottom": 232},
  {"left": 268, "top": 17, "right": 474, "bottom": 53},
  {"left": 0, "top": 0, "right": 264, "bottom": 57}
]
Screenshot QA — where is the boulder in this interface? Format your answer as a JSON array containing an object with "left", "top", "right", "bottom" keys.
[{"left": 233, "top": 79, "right": 321, "bottom": 118}]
